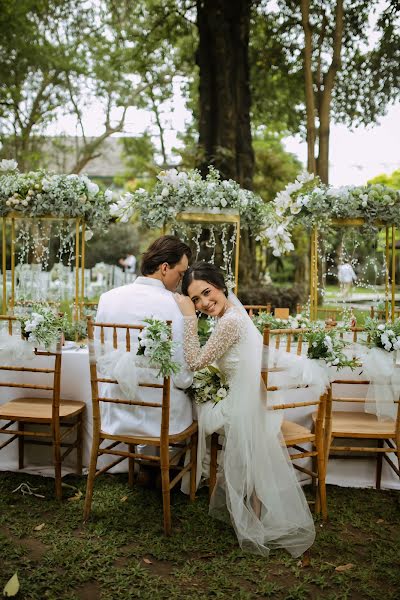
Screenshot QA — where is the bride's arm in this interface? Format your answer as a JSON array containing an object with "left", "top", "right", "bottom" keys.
[{"left": 183, "top": 313, "right": 243, "bottom": 371}]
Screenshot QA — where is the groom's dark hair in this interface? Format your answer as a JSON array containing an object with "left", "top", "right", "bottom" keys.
[
  {"left": 141, "top": 235, "right": 192, "bottom": 275},
  {"left": 182, "top": 262, "right": 228, "bottom": 296}
]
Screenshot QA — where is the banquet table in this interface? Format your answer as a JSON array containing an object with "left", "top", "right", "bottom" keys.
[{"left": 0, "top": 345, "right": 399, "bottom": 491}]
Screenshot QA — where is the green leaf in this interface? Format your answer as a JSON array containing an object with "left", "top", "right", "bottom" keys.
[{"left": 3, "top": 572, "right": 20, "bottom": 597}]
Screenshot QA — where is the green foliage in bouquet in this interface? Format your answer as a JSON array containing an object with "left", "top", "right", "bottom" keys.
[
  {"left": 137, "top": 318, "right": 180, "bottom": 378},
  {"left": 187, "top": 365, "right": 229, "bottom": 405},
  {"left": 18, "top": 304, "right": 67, "bottom": 349},
  {"left": 305, "top": 327, "right": 359, "bottom": 368},
  {"left": 364, "top": 317, "right": 400, "bottom": 352}
]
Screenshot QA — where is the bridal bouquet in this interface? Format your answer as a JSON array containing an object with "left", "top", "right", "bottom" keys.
[
  {"left": 187, "top": 365, "right": 229, "bottom": 405},
  {"left": 137, "top": 318, "right": 180, "bottom": 377},
  {"left": 18, "top": 304, "right": 67, "bottom": 349},
  {"left": 305, "top": 327, "right": 359, "bottom": 369},
  {"left": 364, "top": 317, "right": 400, "bottom": 352}
]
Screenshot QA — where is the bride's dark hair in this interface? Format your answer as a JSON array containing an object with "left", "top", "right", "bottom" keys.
[{"left": 182, "top": 262, "right": 228, "bottom": 297}]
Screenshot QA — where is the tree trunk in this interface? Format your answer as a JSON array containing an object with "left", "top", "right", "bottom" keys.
[
  {"left": 196, "top": 0, "right": 256, "bottom": 285},
  {"left": 300, "top": 0, "right": 317, "bottom": 175},
  {"left": 196, "top": 0, "right": 254, "bottom": 189}
]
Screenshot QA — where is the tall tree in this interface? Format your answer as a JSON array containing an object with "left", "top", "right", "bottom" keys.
[
  {"left": 196, "top": 0, "right": 255, "bottom": 190},
  {"left": 254, "top": 0, "right": 400, "bottom": 183}
]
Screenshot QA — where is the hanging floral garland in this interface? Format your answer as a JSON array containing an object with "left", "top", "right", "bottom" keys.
[
  {"left": 263, "top": 172, "right": 400, "bottom": 256},
  {"left": 0, "top": 160, "right": 113, "bottom": 235},
  {"left": 109, "top": 165, "right": 267, "bottom": 232}
]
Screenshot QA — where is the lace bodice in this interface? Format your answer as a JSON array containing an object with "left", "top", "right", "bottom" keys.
[{"left": 183, "top": 307, "right": 247, "bottom": 381}]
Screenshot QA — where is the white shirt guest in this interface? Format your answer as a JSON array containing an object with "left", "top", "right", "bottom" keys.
[{"left": 95, "top": 235, "right": 193, "bottom": 438}]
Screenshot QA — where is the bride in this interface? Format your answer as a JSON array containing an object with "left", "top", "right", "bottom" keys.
[{"left": 175, "top": 262, "right": 315, "bottom": 557}]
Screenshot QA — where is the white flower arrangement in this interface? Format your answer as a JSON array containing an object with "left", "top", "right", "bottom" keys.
[
  {"left": 109, "top": 166, "right": 267, "bottom": 233},
  {"left": 137, "top": 318, "right": 180, "bottom": 377},
  {"left": 251, "top": 312, "right": 289, "bottom": 333},
  {"left": 264, "top": 171, "right": 400, "bottom": 256},
  {"left": 365, "top": 317, "right": 400, "bottom": 352},
  {"left": 0, "top": 160, "right": 113, "bottom": 233},
  {"left": 305, "top": 326, "right": 359, "bottom": 368},
  {"left": 18, "top": 304, "right": 67, "bottom": 349},
  {"left": 187, "top": 365, "right": 229, "bottom": 405}
]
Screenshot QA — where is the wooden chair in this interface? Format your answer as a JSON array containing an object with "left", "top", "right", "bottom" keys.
[
  {"left": 243, "top": 304, "right": 271, "bottom": 317},
  {"left": 83, "top": 317, "right": 198, "bottom": 535},
  {"left": 210, "top": 325, "right": 328, "bottom": 520},
  {"left": 323, "top": 375, "right": 400, "bottom": 489},
  {"left": 0, "top": 315, "right": 85, "bottom": 499}
]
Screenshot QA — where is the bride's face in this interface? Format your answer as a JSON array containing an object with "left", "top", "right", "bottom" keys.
[{"left": 187, "top": 279, "right": 227, "bottom": 317}]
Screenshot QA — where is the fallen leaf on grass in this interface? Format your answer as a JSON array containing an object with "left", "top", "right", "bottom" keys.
[
  {"left": 34, "top": 523, "right": 45, "bottom": 531},
  {"left": 297, "top": 554, "right": 311, "bottom": 568},
  {"left": 120, "top": 495, "right": 128, "bottom": 503},
  {"left": 143, "top": 558, "right": 152, "bottom": 565},
  {"left": 376, "top": 519, "right": 384, "bottom": 523},
  {"left": 67, "top": 490, "right": 83, "bottom": 502},
  {"left": 335, "top": 563, "right": 354, "bottom": 572},
  {"left": 3, "top": 572, "right": 20, "bottom": 597}
]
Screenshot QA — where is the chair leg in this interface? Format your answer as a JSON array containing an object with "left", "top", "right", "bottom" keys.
[
  {"left": 376, "top": 439, "right": 384, "bottom": 490},
  {"left": 209, "top": 432, "right": 218, "bottom": 501},
  {"left": 18, "top": 422, "right": 24, "bottom": 470},
  {"left": 83, "top": 434, "right": 100, "bottom": 521},
  {"left": 316, "top": 448, "right": 328, "bottom": 521},
  {"left": 189, "top": 432, "right": 197, "bottom": 502},
  {"left": 53, "top": 438, "right": 62, "bottom": 500},
  {"left": 128, "top": 444, "right": 135, "bottom": 487},
  {"left": 76, "top": 414, "right": 83, "bottom": 476},
  {"left": 160, "top": 461, "right": 171, "bottom": 535}
]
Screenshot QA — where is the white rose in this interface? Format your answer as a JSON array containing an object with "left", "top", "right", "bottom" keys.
[
  {"left": 161, "top": 187, "right": 169, "bottom": 197},
  {"left": 104, "top": 189, "right": 113, "bottom": 202},
  {"left": 84, "top": 229, "right": 94, "bottom": 241},
  {"left": 86, "top": 181, "right": 99, "bottom": 196}
]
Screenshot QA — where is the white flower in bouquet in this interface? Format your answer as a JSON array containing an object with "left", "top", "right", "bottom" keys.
[{"left": 0, "top": 159, "right": 18, "bottom": 171}]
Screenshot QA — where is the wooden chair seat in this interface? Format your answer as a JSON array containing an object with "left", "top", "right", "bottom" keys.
[
  {"left": 0, "top": 397, "right": 86, "bottom": 421},
  {"left": 100, "top": 421, "right": 198, "bottom": 446},
  {"left": 312, "top": 410, "right": 396, "bottom": 437},
  {"left": 281, "top": 420, "right": 314, "bottom": 443}
]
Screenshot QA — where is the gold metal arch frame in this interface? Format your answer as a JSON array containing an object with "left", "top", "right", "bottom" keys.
[
  {"left": 1, "top": 214, "right": 86, "bottom": 320},
  {"left": 174, "top": 210, "right": 241, "bottom": 295},
  {"left": 310, "top": 218, "right": 397, "bottom": 321}
]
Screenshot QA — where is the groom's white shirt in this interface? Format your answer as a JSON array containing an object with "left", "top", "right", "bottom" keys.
[{"left": 95, "top": 276, "right": 193, "bottom": 437}]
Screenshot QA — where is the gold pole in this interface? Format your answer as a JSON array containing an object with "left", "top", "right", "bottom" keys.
[
  {"left": 2, "top": 218, "right": 6, "bottom": 313},
  {"left": 10, "top": 218, "right": 15, "bottom": 312},
  {"left": 81, "top": 221, "right": 86, "bottom": 319},
  {"left": 234, "top": 219, "right": 240, "bottom": 295},
  {"left": 310, "top": 227, "right": 318, "bottom": 320},
  {"left": 392, "top": 225, "right": 396, "bottom": 321},
  {"left": 385, "top": 227, "right": 389, "bottom": 321},
  {"left": 75, "top": 219, "right": 80, "bottom": 321}
]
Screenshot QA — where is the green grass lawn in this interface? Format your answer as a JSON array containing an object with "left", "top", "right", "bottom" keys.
[{"left": 1, "top": 472, "right": 400, "bottom": 599}]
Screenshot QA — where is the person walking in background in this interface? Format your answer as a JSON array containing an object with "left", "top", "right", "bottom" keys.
[{"left": 338, "top": 262, "right": 357, "bottom": 299}]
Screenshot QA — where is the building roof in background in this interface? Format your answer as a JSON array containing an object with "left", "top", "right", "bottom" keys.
[{"left": 45, "top": 136, "right": 126, "bottom": 177}]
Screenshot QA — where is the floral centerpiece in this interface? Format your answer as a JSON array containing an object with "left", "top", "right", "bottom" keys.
[
  {"left": 137, "top": 318, "right": 180, "bottom": 377},
  {"left": 263, "top": 171, "right": 400, "bottom": 256},
  {"left": 109, "top": 166, "right": 268, "bottom": 234},
  {"left": 187, "top": 365, "right": 229, "bottom": 405},
  {"left": 17, "top": 304, "right": 67, "bottom": 349},
  {"left": 364, "top": 317, "right": 400, "bottom": 352},
  {"left": 251, "top": 312, "right": 289, "bottom": 334},
  {"left": 305, "top": 326, "right": 359, "bottom": 368},
  {"left": 0, "top": 159, "right": 113, "bottom": 236}
]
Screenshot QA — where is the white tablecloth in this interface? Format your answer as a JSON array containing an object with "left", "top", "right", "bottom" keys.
[{"left": 0, "top": 347, "right": 399, "bottom": 490}]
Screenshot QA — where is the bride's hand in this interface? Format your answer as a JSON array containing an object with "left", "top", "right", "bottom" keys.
[{"left": 174, "top": 293, "right": 196, "bottom": 317}]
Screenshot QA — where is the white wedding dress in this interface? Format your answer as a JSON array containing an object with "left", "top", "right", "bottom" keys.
[{"left": 183, "top": 305, "right": 316, "bottom": 557}]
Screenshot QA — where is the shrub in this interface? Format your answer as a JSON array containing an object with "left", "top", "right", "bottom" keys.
[{"left": 237, "top": 283, "right": 307, "bottom": 314}]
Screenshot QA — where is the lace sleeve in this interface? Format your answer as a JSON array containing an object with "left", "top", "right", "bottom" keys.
[{"left": 183, "top": 310, "right": 245, "bottom": 371}]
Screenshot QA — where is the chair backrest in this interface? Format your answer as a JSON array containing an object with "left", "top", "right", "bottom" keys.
[
  {"left": 0, "top": 314, "right": 18, "bottom": 335},
  {"left": 0, "top": 321, "right": 62, "bottom": 421},
  {"left": 243, "top": 304, "right": 271, "bottom": 317},
  {"left": 261, "top": 325, "right": 325, "bottom": 422},
  {"left": 263, "top": 326, "right": 310, "bottom": 356},
  {"left": 274, "top": 307, "right": 290, "bottom": 319},
  {"left": 87, "top": 317, "right": 171, "bottom": 441}
]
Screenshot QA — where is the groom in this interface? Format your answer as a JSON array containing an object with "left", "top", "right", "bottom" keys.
[{"left": 95, "top": 235, "right": 194, "bottom": 438}]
